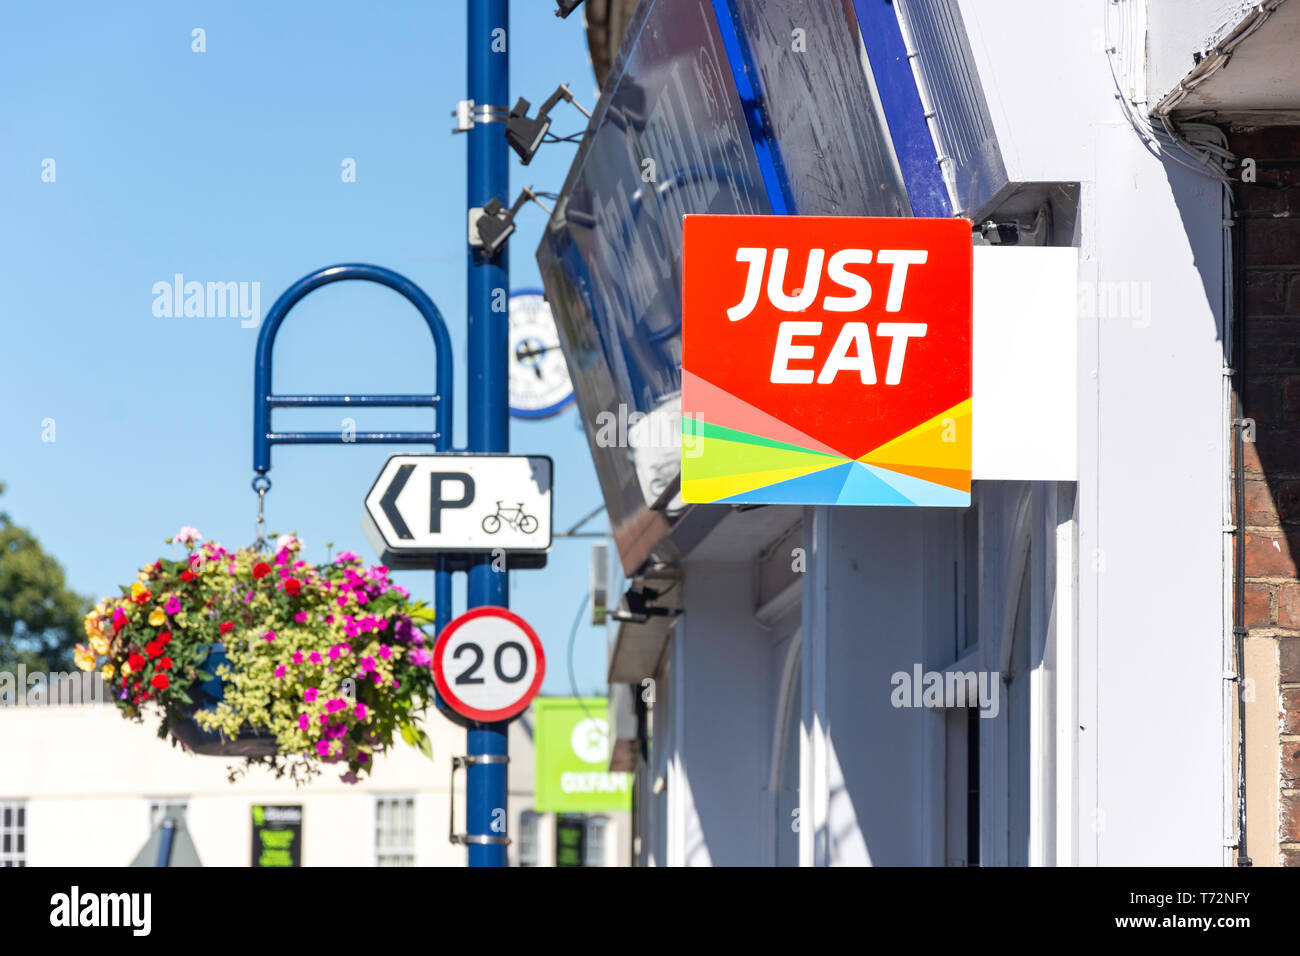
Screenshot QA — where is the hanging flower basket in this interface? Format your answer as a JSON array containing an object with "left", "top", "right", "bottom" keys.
[
  {"left": 76, "top": 529, "right": 438, "bottom": 782},
  {"left": 166, "top": 644, "right": 278, "bottom": 757}
]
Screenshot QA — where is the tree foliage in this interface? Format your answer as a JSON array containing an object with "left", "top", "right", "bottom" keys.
[{"left": 0, "top": 483, "right": 90, "bottom": 673}]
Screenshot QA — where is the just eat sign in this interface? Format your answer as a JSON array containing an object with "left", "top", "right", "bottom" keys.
[{"left": 680, "top": 215, "right": 972, "bottom": 506}]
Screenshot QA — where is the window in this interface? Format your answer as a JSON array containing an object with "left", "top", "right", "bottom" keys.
[
  {"left": 518, "top": 810, "right": 541, "bottom": 867},
  {"left": 583, "top": 816, "right": 609, "bottom": 867},
  {"left": 375, "top": 797, "right": 415, "bottom": 866},
  {"left": 1, "top": 802, "right": 26, "bottom": 867}
]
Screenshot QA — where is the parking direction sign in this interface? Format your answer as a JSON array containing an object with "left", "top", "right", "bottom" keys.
[
  {"left": 362, "top": 454, "right": 553, "bottom": 568},
  {"left": 433, "top": 607, "right": 545, "bottom": 723}
]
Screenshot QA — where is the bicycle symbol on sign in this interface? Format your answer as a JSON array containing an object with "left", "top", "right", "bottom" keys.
[{"left": 482, "top": 501, "right": 539, "bottom": 535}]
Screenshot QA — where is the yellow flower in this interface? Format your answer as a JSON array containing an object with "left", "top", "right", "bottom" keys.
[
  {"left": 73, "top": 644, "right": 96, "bottom": 672},
  {"left": 90, "top": 634, "right": 110, "bottom": 657},
  {"left": 131, "top": 582, "right": 147, "bottom": 600},
  {"left": 137, "top": 570, "right": 151, "bottom": 583},
  {"left": 100, "top": 663, "right": 115, "bottom": 680},
  {"left": 84, "top": 612, "right": 102, "bottom": 638},
  {"left": 122, "top": 661, "right": 134, "bottom": 676},
  {"left": 148, "top": 608, "right": 167, "bottom": 627}
]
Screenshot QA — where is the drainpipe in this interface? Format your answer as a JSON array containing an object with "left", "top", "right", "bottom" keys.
[{"left": 1231, "top": 186, "right": 1252, "bottom": 868}]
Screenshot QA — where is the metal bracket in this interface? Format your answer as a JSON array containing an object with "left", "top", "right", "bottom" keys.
[
  {"left": 452, "top": 99, "right": 508, "bottom": 133},
  {"left": 448, "top": 754, "right": 512, "bottom": 847}
]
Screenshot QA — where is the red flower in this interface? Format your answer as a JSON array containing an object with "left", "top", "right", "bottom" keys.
[
  {"left": 158, "top": 632, "right": 172, "bottom": 645},
  {"left": 127, "top": 653, "right": 147, "bottom": 671},
  {"left": 157, "top": 657, "right": 173, "bottom": 672},
  {"left": 151, "top": 674, "right": 169, "bottom": 691},
  {"left": 180, "top": 570, "right": 197, "bottom": 583},
  {"left": 145, "top": 641, "right": 163, "bottom": 659},
  {"left": 219, "top": 621, "right": 234, "bottom": 635},
  {"left": 284, "top": 578, "right": 302, "bottom": 597},
  {"left": 133, "top": 589, "right": 152, "bottom": 605},
  {"left": 252, "top": 562, "right": 272, "bottom": 579}
]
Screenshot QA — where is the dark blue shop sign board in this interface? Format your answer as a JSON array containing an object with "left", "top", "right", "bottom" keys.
[{"left": 537, "top": 0, "right": 926, "bottom": 574}]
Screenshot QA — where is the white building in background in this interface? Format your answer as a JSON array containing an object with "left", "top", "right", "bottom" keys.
[
  {"left": 0, "top": 695, "right": 622, "bottom": 866},
  {"left": 539, "top": 0, "right": 1300, "bottom": 865}
]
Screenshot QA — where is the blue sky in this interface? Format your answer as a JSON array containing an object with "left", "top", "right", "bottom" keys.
[{"left": 0, "top": 1, "right": 610, "bottom": 697}]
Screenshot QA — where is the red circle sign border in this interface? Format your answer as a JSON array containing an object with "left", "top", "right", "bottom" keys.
[{"left": 432, "top": 605, "right": 546, "bottom": 722}]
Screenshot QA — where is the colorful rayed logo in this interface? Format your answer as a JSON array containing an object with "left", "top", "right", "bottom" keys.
[{"left": 680, "top": 215, "right": 972, "bottom": 507}]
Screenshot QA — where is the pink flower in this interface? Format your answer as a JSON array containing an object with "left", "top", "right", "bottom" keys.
[
  {"left": 316, "top": 740, "right": 330, "bottom": 757},
  {"left": 325, "top": 614, "right": 334, "bottom": 624},
  {"left": 175, "top": 526, "right": 202, "bottom": 545},
  {"left": 378, "top": 645, "right": 392, "bottom": 660},
  {"left": 354, "top": 703, "right": 368, "bottom": 721},
  {"left": 298, "top": 714, "right": 310, "bottom": 731},
  {"left": 275, "top": 533, "right": 302, "bottom": 552},
  {"left": 327, "top": 698, "right": 346, "bottom": 714},
  {"left": 264, "top": 630, "right": 276, "bottom": 642},
  {"left": 294, "top": 611, "right": 308, "bottom": 623},
  {"left": 337, "top": 596, "right": 348, "bottom": 607},
  {"left": 329, "top": 645, "right": 342, "bottom": 661},
  {"left": 304, "top": 687, "right": 318, "bottom": 703},
  {"left": 309, "top": 651, "right": 323, "bottom": 664},
  {"left": 318, "top": 713, "right": 330, "bottom": 726},
  {"left": 335, "top": 551, "right": 359, "bottom": 564},
  {"left": 274, "top": 665, "right": 287, "bottom": 679},
  {"left": 359, "top": 656, "right": 375, "bottom": 673},
  {"left": 164, "top": 595, "right": 181, "bottom": 615},
  {"left": 292, "top": 651, "right": 304, "bottom": 664}
]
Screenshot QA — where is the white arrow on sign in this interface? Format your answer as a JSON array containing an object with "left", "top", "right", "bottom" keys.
[{"left": 362, "top": 454, "right": 552, "bottom": 562}]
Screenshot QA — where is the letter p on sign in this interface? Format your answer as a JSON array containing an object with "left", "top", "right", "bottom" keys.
[{"left": 681, "top": 214, "right": 972, "bottom": 507}]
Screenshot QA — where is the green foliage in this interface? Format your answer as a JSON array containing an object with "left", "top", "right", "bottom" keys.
[{"left": 0, "top": 482, "right": 91, "bottom": 673}]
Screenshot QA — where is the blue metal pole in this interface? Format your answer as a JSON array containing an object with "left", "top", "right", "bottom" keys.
[{"left": 466, "top": 0, "right": 510, "bottom": 868}]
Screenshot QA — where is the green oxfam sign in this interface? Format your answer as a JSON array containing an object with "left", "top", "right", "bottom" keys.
[{"left": 534, "top": 697, "right": 632, "bottom": 813}]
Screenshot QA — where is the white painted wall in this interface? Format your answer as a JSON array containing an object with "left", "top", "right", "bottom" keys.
[
  {"left": 959, "top": 0, "right": 1229, "bottom": 863},
  {"left": 670, "top": 562, "right": 772, "bottom": 865},
  {"left": 0, "top": 702, "right": 536, "bottom": 866}
]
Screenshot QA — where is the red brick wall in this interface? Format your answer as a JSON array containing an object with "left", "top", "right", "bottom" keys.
[{"left": 1231, "top": 124, "right": 1300, "bottom": 865}]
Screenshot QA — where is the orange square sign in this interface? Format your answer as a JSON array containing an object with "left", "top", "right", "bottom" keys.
[{"left": 681, "top": 215, "right": 972, "bottom": 506}]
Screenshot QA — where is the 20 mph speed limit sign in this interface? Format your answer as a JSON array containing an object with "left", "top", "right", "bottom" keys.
[{"left": 432, "top": 607, "right": 545, "bottom": 722}]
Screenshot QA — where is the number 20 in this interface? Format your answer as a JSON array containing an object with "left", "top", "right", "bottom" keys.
[{"left": 453, "top": 640, "right": 527, "bottom": 684}]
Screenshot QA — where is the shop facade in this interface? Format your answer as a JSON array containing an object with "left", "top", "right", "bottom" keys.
[{"left": 540, "top": 0, "right": 1300, "bottom": 865}]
